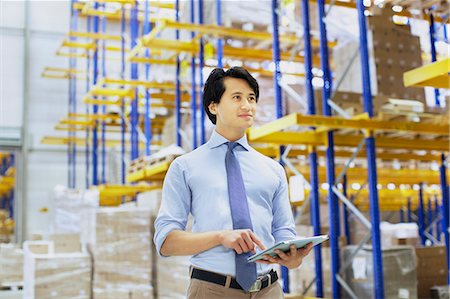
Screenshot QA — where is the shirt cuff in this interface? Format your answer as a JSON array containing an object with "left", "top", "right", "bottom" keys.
[{"left": 153, "top": 223, "right": 183, "bottom": 257}]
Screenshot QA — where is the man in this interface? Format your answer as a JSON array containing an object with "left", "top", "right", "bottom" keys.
[{"left": 154, "top": 67, "right": 313, "bottom": 298}]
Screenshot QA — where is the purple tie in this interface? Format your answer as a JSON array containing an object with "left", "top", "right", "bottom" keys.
[{"left": 225, "top": 142, "right": 257, "bottom": 291}]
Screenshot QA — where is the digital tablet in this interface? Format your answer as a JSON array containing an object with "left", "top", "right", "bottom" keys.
[{"left": 247, "top": 235, "right": 329, "bottom": 263}]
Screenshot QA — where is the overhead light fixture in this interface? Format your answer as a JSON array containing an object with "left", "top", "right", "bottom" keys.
[{"left": 392, "top": 5, "right": 403, "bottom": 12}]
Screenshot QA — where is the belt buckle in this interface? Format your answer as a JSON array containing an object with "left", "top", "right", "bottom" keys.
[{"left": 248, "top": 279, "right": 262, "bottom": 293}]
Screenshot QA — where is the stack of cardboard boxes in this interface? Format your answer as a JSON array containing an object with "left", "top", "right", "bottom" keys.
[
  {"left": 157, "top": 255, "right": 191, "bottom": 299},
  {"left": 342, "top": 245, "right": 418, "bottom": 299},
  {"left": 23, "top": 240, "right": 91, "bottom": 299},
  {"left": 332, "top": 6, "right": 425, "bottom": 110},
  {"left": 0, "top": 243, "right": 23, "bottom": 288},
  {"left": 87, "top": 206, "right": 154, "bottom": 299},
  {"left": 415, "top": 246, "right": 448, "bottom": 298},
  {"left": 369, "top": 8, "right": 425, "bottom": 102}
]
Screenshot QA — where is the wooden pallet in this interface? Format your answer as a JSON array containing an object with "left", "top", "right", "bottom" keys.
[{"left": 127, "top": 154, "right": 179, "bottom": 174}]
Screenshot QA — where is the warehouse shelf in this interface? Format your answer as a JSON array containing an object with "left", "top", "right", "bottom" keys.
[
  {"left": 254, "top": 145, "right": 442, "bottom": 162},
  {"left": 41, "top": 67, "right": 86, "bottom": 80},
  {"left": 249, "top": 113, "right": 449, "bottom": 139},
  {"left": 126, "top": 159, "right": 172, "bottom": 183},
  {"left": 288, "top": 166, "right": 448, "bottom": 186},
  {"left": 403, "top": 58, "right": 450, "bottom": 89},
  {"left": 96, "top": 183, "right": 161, "bottom": 206},
  {"left": 129, "top": 38, "right": 322, "bottom": 65},
  {"left": 309, "top": 0, "right": 447, "bottom": 22},
  {"left": 40, "top": 136, "right": 161, "bottom": 147},
  {"left": 35, "top": 0, "right": 449, "bottom": 297}
]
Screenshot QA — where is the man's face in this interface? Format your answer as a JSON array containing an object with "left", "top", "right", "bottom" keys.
[{"left": 208, "top": 77, "right": 257, "bottom": 131}]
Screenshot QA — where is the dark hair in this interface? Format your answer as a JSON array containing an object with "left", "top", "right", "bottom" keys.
[{"left": 202, "top": 67, "right": 259, "bottom": 124}]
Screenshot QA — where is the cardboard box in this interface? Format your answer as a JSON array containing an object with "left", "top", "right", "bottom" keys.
[
  {"left": 342, "top": 245, "right": 417, "bottom": 299},
  {"left": 0, "top": 244, "right": 23, "bottom": 287},
  {"left": 23, "top": 240, "right": 91, "bottom": 299},
  {"left": 48, "top": 233, "right": 81, "bottom": 253},
  {"left": 415, "top": 246, "right": 448, "bottom": 298}
]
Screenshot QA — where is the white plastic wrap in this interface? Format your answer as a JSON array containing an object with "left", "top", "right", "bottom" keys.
[
  {"left": 23, "top": 240, "right": 91, "bottom": 299},
  {"left": 85, "top": 206, "right": 154, "bottom": 299},
  {"left": 52, "top": 185, "right": 98, "bottom": 240},
  {"left": 342, "top": 245, "right": 417, "bottom": 299},
  {"left": 0, "top": 243, "right": 23, "bottom": 287}
]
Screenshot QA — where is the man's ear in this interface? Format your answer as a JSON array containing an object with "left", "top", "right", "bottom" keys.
[{"left": 208, "top": 102, "right": 217, "bottom": 115}]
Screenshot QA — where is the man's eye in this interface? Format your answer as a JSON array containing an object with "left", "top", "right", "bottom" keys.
[
  {"left": 233, "top": 95, "right": 241, "bottom": 100},
  {"left": 249, "top": 97, "right": 256, "bottom": 102}
]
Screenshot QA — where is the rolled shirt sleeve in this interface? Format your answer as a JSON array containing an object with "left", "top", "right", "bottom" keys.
[
  {"left": 271, "top": 164, "right": 297, "bottom": 243},
  {"left": 153, "top": 158, "right": 191, "bottom": 256}
]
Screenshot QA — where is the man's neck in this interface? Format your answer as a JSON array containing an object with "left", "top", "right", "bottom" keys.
[{"left": 215, "top": 126, "right": 246, "bottom": 142}]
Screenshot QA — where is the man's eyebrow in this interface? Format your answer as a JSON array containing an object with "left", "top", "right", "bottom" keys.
[{"left": 231, "top": 91, "right": 256, "bottom": 96}]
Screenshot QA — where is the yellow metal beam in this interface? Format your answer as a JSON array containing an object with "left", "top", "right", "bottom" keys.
[
  {"left": 254, "top": 146, "right": 442, "bottom": 161},
  {"left": 249, "top": 113, "right": 449, "bottom": 140},
  {"left": 126, "top": 160, "right": 172, "bottom": 183},
  {"left": 136, "top": 38, "right": 320, "bottom": 65},
  {"left": 90, "top": 87, "right": 134, "bottom": 97},
  {"left": 162, "top": 20, "right": 336, "bottom": 48},
  {"left": 68, "top": 31, "right": 122, "bottom": 41},
  {"left": 67, "top": 113, "right": 122, "bottom": 121},
  {"left": 288, "top": 165, "right": 447, "bottom": 185},
  {"left": 96, "top": 184, "right": 161, "bottom": 199},
  {"left": 252, "top": 131, "right": 448, "bottom": 151},
  {"left": 40, "top": 136, "right": 162, "bottom": 147},
  {"left": 403, "top": 58, "right": 450, "bottom": 89},
  {"left": 102, "top": 78, "right": 178, "bottom": 90}
]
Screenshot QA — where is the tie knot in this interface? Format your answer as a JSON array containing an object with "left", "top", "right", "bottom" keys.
[{"left": 227, "top": 142, "right": 239, "bottom": 152}]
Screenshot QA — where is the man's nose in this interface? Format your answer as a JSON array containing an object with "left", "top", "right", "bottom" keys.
[{"left": 241, "top": 99, "right": 252, "bottom": 110}]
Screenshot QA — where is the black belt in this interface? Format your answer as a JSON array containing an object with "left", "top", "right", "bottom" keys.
[{"left": 190, "top": 268, "right": 278, "bottom": 292}]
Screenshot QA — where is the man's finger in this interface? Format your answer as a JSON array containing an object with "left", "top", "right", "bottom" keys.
[
  {"left": 298, "top": 243, "right": 313, "bottom": 257},
  {"left": 249, "top": 231, "right": 266, "bottom": 250},
  {"left": 242, "top": 233, "right": 255, "bottom": 252},
  {"left": 275, "top": 250, "right": 289, "bottom": 261},
  {"left": 234, "top": 244, "right": 243, "bottom": 254},
  {"left": 238, "top": 238, "right": 249, "bottom": 253},
  {"left": 290, "top": 244, "right": 297, "bottom": 256}
]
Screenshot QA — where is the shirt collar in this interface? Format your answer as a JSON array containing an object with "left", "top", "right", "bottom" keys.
[{"left": 208, "top": 129, "right": 251, "bottom": 151}]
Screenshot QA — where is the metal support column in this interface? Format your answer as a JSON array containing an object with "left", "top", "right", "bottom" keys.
[
  {"left": 439, "top": 154, "right": 449, "bottom": 283},
  {"left": 85, "top": 16, "right": 92, "bottom": 188},
  {"left": 435, "top": 196, "right": 441, "bottom": 241},
  {"left": 92, "top": 2, "right": 100, "bottom": 185},
  {"left": 190, "top": 0, "right": 198, "bottom": 150},
  {"left": 144, "top": 0, "right": 152, "bottom": 156},
  {"left": 216, "top": 0, "right": 223, "bottom": 68},
  {"left": 120, "top": 7, "right": 126, "bottom": 184},
  {"left": 271, "top": 0, "right": 289, "bottom": 293},
  {"left": 69, "top": 0, "right": 78, "bottom": 188},
  {"left": 101, "top": 8, "right": 107, "bottom": 184},
  {"left": 302, "top": 0, "right": 323, "bottom": 296},
  {"left": 427, "top": 198, "right": 433, "bottom": 244},
  {"left": 175, "top": 0, "right": 182, "bottom": 147},
  {"left": 130, "top": 3, "right": 139, "bottom": 160},
  {"left": 356, "top": 1, "right": 384, "bottom": 297},
  {"left": 317, "top": 1, "right": 339, "bottom": 297},
  {"left": 400, "top": 207, "right": 405, "bottom": 223},
  {"left": 429, "top": 13, "right": 440, "bottom": 106},
  {"left": 198, "top": 0, "right": 206, "bottom": 145},
  {"left": 407, "top": 197, "right": 412, "bottom": 222},
  {"left": 343, "top": 176, "right": 351, "bottom": 246},
  {"left": 418, "top": 183, "right": 426, "bottom": 246}
]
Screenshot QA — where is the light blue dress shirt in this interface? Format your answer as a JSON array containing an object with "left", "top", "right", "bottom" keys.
[{"left": 154, "top": 130, "right": 296, "bottom": 276}]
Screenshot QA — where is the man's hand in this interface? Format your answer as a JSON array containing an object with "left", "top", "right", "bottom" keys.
[
  {"left": 219, "top": 229, "right": 266, "bottom": 254},
  {"left": 256, "top": 243, "right": 314, "bottom": 269}
]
